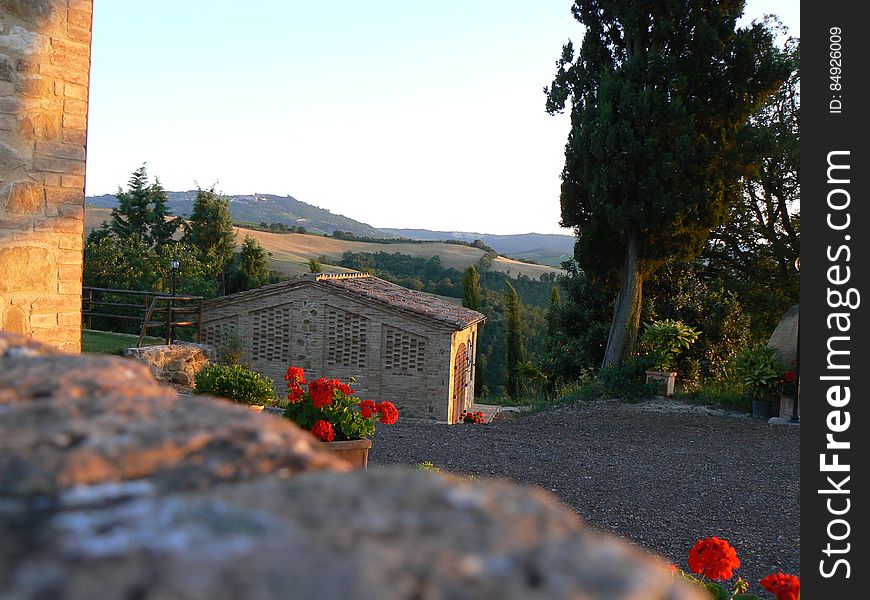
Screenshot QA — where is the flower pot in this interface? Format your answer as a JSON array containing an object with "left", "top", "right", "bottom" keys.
[
  {"left": 752, "top": 398, "right": 771, "bottom": 419},
  {"left": 321, "top": 438, "right": 372, "bottom": 469},
  {"left": 645, "top": 370, "right": 677, "bottom": 397}
]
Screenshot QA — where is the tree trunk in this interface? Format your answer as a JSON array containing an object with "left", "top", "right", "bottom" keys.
[{"left": 601, "top": 236, "right": 643, "bottom": 368}]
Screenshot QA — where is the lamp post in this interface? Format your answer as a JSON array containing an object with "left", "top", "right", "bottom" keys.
[
  {"left": 169, "top": 259, "right": 179, "bottom": 345},
  {"left": 791, "top": 257, "right": 800, "bottom": 423}
]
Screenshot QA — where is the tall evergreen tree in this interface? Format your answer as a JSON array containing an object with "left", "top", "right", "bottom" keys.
[
  {"left": 545, "top": 1, "right": 789, "bottom": 367},
  {"left": 461, "top": 265, "right": 482, "bottom": 311},
  {"left": 184, "top": 187, "right": 237, "bottom": 295},
  {"left": 232, "top": 236, "right": 270, "bottom": 292},
  {"left": 147, "top": 177, "right": 181, "bottom": 246},
  {"left": 111, "top": 166, "right": 151, "bottom": 240},
  {"left": 505, "top": 282, "right": 524, "bottom": 399}
]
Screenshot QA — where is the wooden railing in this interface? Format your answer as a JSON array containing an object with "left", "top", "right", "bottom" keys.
[{"left": 82, "top": 287, "right": 203, "bottom": 347}]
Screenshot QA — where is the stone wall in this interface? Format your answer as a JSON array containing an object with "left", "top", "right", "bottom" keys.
[
  {"left": 0, "top": 331, "right": 702, "bottom": 599},
  {"left": 0, "top": 0, "right": 92, "bottom": 352},
  {"left": 123, "top": 342, "right": 214, "bottom": 387}
]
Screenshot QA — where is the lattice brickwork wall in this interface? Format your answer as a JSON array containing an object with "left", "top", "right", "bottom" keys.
[
  {"left": 0, "top": 1, "right": 93, "bottom": 352},
  {"left": 325, "top": 305, "right": 367, "bottom": 369},
  {"left": 201, "top": 315, "right": 239, "bottom": 349},
  {"left": 383, "top": 325, "right": 426, "bottom": 375},
  {"left": 251, "top": 302, "right": 293, "bottom": 363}
]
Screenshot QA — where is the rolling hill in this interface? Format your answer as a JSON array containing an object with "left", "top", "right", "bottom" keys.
[{"left": 85, "top": 206, "right": 564, "bottom": 280}]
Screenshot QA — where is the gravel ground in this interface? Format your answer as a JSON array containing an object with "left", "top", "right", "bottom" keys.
[{"left": 369, "top": 399, "right": 800, "bottom": 585}]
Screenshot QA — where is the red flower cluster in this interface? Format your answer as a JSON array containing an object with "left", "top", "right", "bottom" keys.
[
  {"left": 687, "top": 537, "right": 740, "bottom": 581},
  {"left": 359, "top": 399, "right": 376, "bottom": 419},
  {"left": 462, "top": 410, "right": 486, "bottom": 424},
  {"left": 377, "top": 401, "right": 399, "bottom": 424},
  {"left": 286, "top": 366, "right": 308, "bottom": 403},
  {"left": 784, "top": 370, "right": 797, "bottom": 384},
  {"left": 760, "top": 572, "right": 800, "bottom": 600},
  {"left": 310, "top": 419, "right": 335, "bottom": 442}
]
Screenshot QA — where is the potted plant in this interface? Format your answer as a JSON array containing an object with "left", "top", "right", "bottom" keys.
[
  {"left": 640, "top": 319, "right": 700, "bottom": 396},
  {"left": 733, "top": 343, "right": 786, "bottom": 418},
  {"left": 194, "top": 363, "right": 275, "bottom": 411},
  {"left": 282, "top": 366, "right": 398, "bottom": 468}
]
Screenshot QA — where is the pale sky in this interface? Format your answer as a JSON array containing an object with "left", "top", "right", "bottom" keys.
[{"left": 85, "top": 1, "right": 799, "bottom": 235}]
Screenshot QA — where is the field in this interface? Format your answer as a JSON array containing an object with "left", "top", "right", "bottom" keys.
[{"left": 85, "top": 206, "right": 563, "bottom": 279}]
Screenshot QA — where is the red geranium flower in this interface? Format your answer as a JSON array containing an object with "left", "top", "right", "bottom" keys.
[
  {"left": 784, "top": 370, "right": 797, "bottom": 384},
  {"left": 287, "top": 385, "right": 305, "bottom": 403},
  {"left": 359, "top": 399, "right": 377, "bottom": 419},
  {"left": 333, "top": 380, "right": 354, "bottom": 396},
  {"left": 285, "top": 366, "right": 307, "bottom": 386},
  {"left": 687, "top": 537, "right": 740, "bottom": 581},
  {"left": 377, "top": 401, "right": 399, "bottom": 424},
  {"left": 310, "top": 419, "right": 335, "bottom": 442},
  {"left": 309, "top": 378, "right": 335, "bottom": 408},
  {"left": 760, "top": 572, "right": 800, "bottom": 600}
]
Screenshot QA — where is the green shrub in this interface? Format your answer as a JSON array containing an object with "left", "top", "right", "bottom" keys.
[
  {"left": 640, "top": 319, "right": 700, "bottom": 372},
  {"left": 685, "top": 382, "right": 751, "bottom": 413},
  {"left": 596, "top": 357, "right": 660, "bottom": 401},
  {"left": 732, "top": 343, "right": 785, "bottom": 401},
  {"left": 217, "top": 330, "right": 245, "bottom": 366},
  {"left": 194, "top": 364, "right": 275, "bottom": 406}
]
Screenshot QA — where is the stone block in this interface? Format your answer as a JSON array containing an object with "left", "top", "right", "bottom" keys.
[
  {"left": 0, "top": 25, "right": 49, "bottom": 56},
  {"left": 46, "top": 186, "right": 84, "bottom": 204},
  {"left": 60, "top": 174, "right": 85, "bottom": 188},
  {"left": 38, "top": 63, "right": 88, "bottom": 87},
  {"left": 34, "top": 216, "right": 83, "bottom": 232},
  {"left": 0, "top": 113, "right": 16, "bottom": 131},
  {"left": 19, "top": 109, "right": 61, "bottom": 140},
  {"left": 0, "top": 246, "right": 55, "bottom": 293},
  {"left": 63, "top": 83, "right": 88, "bottom": 100},
  {"left": 0, "top": 0, "right": 56, "bottom": 24},
  {"left": 0, "top": 54, "right": 14, "bottom": 83},
  {"left": 32, "top": 155, "right": 85, "bottom": 175},
  {"left": 66, "top": 26, "right": 92, "bottom": 44},
  {"left": 15, "top": 74, "right": 52, "bottom": 98},
  {"left": 30, "top": 312, "right": 57, "bottom": 327},
  {"left": 35, "top": 140, "right": 86, "bottom": 160},
  {"left": 3, "top": 180, "right": 44, "bottom": 215},
  {"left": 67, "top": 8, "right": 92, "bottom": 30},
  {"left": 62, "top": 127, "right": 86, "bottom": 144},
  {"left": 0, "top": 303, "right": 26, "bottom": 334},
  {"left": 62, "top": 112, "right": 86, "bottom": 129}
]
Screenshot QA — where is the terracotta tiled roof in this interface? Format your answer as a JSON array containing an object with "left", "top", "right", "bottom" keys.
[{"left": 311, "top": 273, "right": 485, "bottom": 330}]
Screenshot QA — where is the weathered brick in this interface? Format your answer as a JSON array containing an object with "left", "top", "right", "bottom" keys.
[
  {"left": 19, "top": 110, "right": 61, "bottom": 140},
  {"left": 0, "top": 216, "right": 32, "bottom": 230},
  {"left": 58, "top": 236, "right": 83, "bottom": 251},
  {"left": 16, "top": 59, "right": 37, "bottom": 74},
  {"left": 51, "top": 38, "right": 90, "bottom": 58},
  {"left": 56, "top": 248, "right": 84, "bottom": 265},
  {"left": 66, "top": 26, "right": 92, "bottom": 45},
  {"left": 62, "top": 113, "right": 86, "bottom": 129},
  {"left": 60, "top": 174, "right": 85, "bottom": 188},
  {"left": 0, "top": 54, "right": 14, "bottom": 83},
  {"left": 57, "top": 204, "right": 84, "bottom": 219},
  {"left": 34, "top": 217, "right": 83, "bottom": 233},
  {"left": 68, "top": 0, "right": 93, "bottom": 13},
  {"left": 61, "top": 128, "right": 87, "bottom": 145},
  {"left": 67, "top": 8, "right": 92, "bottom": 30},
  {"left": 32, "top": 155, "right": 85, "bottom": 175},
  {"left": 46, "top": 187, "right": 84, "bottom": 204},
  {"left": 63, "top": 83, "right": 88, "bottom": 100},
  {"left": 3, "top": 181, "right": 44, "bottom": 215},
  {"left": 31, "top": 297, "right": 72, "bottom": 313},
  {"left": 62, "top": 98, "right": 87, "bottom": 115},
  {"left": 16, "top": 75, "right": 52, "bottom": 99},
  {"left": 57, "top": 280, "right": 82, "bottom": 296},
  {"left": 50, "top": 46, "right": 90, "bottom": 71},
  {"left": 35, "top": 140, "right": 86, "bottom": 160},
  {"left": 0, "top": 247, "right": 56, "bottom": 293},
  {"left": 58, "top": 264, "right": 83, "bottom": 281},
  {"left": 38, "top": 64, "right": 88, "bottom": 87},
  {"left": 30, "top": 313, "right": 58, "bottom": 328},
  {"left": 57, "top": 311, "right": 83, "bottom": 326},
  {"left": 43, "top": 173, "right": 62, "bottom": 186}
]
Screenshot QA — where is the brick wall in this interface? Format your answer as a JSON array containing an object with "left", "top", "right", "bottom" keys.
[
  {"left": 0, "top": 0, "right": 92, "bottom": 352},
  {"left": 201, "top": 281, "right": 467, "bottom": 422}
]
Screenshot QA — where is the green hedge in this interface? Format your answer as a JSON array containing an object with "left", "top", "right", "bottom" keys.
[{"left": 194, "top": 364, "right": 275, "bottom": 406}]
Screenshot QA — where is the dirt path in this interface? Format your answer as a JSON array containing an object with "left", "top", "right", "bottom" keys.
[{"left": 369, "top": 399, "right": 800, "bottom": 586}]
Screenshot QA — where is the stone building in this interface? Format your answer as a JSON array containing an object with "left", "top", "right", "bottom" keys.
[
  {"left": 200, "top": 273, "right": 485, "bottom": 423},
  {"left": 0, "top": 1, "right": 93, "bottom": 352}
]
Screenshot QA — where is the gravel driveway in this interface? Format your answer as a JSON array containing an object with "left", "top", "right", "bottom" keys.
[{"left": 369, "top": 399, "right": 800, "bottom": 586}]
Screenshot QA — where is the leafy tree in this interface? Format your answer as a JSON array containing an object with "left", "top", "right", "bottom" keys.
[
  {"left": 505, "top": 282, "right": 524, "bottom": 399},
  {"left": 309, "top": 258, "right": 323, "bottom": 273},
  {"left": 184, "top": 187, "right": 237, "bottom": 294},
  {"left": 230, "top": 236, "right": 270, "bottom": 292},
  {"left": 110, "top": 165, "right": 180, "bottom": 245},
  {"left": 462, "top": 265, "right": 482, "bottom": 311},
  {"left": 705, "top": 35, "right": 800, "bottom": 337},
  {"left": 545, "top": 1, "right": 789, "bottom": 367}
]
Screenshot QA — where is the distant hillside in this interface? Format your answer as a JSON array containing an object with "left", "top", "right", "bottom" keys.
[
  {"left": 86, "top": 191, "right": 385, "bottom": 239},
  {"left": 378, "top": 228, "right": 575, "bottom": 267},
  {"left": 85, "top": 205, "right": 564, "bottom": 280}
]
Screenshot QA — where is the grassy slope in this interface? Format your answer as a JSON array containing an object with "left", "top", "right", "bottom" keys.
[
  {"left": 86, "top": 206, "right": 563, "bottom": 279},
  {"left": 82, "top": 329, "right": 164, "bottom": 355}
]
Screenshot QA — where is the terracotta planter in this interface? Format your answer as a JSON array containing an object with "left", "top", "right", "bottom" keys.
[
  {"left": 321, "top": 438, "right": 372, "bottom": 469},
  {"left": 645, "top": 370, "right": 676, "bottom": 397}
]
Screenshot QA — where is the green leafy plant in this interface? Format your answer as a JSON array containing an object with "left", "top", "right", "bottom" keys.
[
  {"left": 732, "top": 344, "right": 786, "bottom": 401},
  {"left": 217, "top": 330, "right": 245, "bottom": 366},
  {"left": 194, "top": 364, "right": 275, "bottom": 406},
  {"left": 282, "top": 366, "right": 398, "bottom": 441},
  {"left": 640, "top": 319, "right": 701, "bottom": 372}
]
